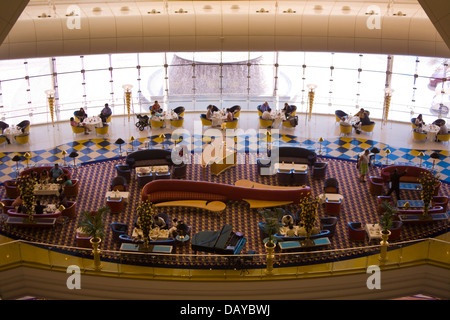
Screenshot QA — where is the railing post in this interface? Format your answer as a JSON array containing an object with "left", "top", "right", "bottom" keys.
[{"left": 379, "top": 231, "right": 391, "bottom": 264}]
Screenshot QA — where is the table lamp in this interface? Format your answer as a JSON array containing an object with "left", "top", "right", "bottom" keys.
[
  {"left": 385, "top": 148, "right": 391, "bottom": 165},
  {"left": 418, "top": 151, "right": 425, "bottom": 167},
  {"left": 430, "top": 152, "right": 440, "bottom": 169},
  {"left": 61, "top": 150, "right": 67, "bottom": 167},
  {"left": 318, "top": 137, "right": 324, "bottom": 155},
  {"left": 24, "top": 152, "right": 32, "bottom": 168},
  {"left": 12, "top": 154, "right": 22, "bottom": 176},
  {"left": 130, "top": 136, "right": 135, "bottom": 151},
  {"left": 68, "top": 151, "right": 79, "bottom": 167},
  {"left": 115, "top": 138, "right": 125, "bottom": 155}
]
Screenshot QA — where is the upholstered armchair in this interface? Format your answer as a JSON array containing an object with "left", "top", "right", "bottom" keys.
[
  {"left": 4, "top": 180, "right": 19, "bottom": 199},
  {"left": 377, "top": 196, "right": 392, "bottom": 214},
  {"left": 313, "top": 162, "right": 328, "bottom": 180},
  {"left": 111, "top": 176, "right": 127, "bottom": 191},
  {"left": 138, "top": 173, "right": 153, "bottom": 189},
  {"left": 325, "top": 198, "right": 342, "bottom": 216},
  {"left": 389, "top": 221, "right": 403, "bottom": 240},
  {"left": 154, "top": 171, "right": 171, "bottom": 180},
  {"left": 0, "top": 198, "right": 15, "bottom": 214},
  {"left": 292, "top": 171, "right": 308, "bottom": 185},
  {"left": 64, "top": 179, "right": 79, "bottom": 198},
  {"left": 432, "top": 196, "right": 448, "bottom": 213},
  {"left": 115, "top": 164, "right": 131, "bottom": 182},
  {"left": 368, "top": 176, "right": 385, "bottom": 195},
  {"left": 76, "top": 233, "right": 92, "bottom": 248},
  {"left": 323, "top": 178, "right": 339, "bottom": 193},
  {"left": 61, "top": 201, "right": 77, "bottom": 219},
  {"left": 110, "top": 222, "right": 128, "bottom": 242},
  {"left": 106, "top": 196, "right": 125, "bottom": 214},
  {"left": 173, "top": 163, "right": 187, "bottom": 179},
  {"left": 348, "top": 222, "right": 366, "bottom": 241},
  {"left": 276, "top": 170, "right": 292, "bottom": 186},
  {"left": 320, "top": 217, "right": 338, "bottom": 238}
]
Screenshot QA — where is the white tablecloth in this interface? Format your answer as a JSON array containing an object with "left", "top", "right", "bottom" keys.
[
  {"left": 211, "top": 111, "right": 226, "bottom": 127},
  {"left": 3, "top": 126, "right": 22, "bottom": 142},
  {"left": 271, "top": 111, "right": 285, "bottom": 128},
  {"left": 424, "top": 124, "right": 440, "bottom": 141},
  {"left": 82, "top": 116, "right": 102, "bottom": 130}
]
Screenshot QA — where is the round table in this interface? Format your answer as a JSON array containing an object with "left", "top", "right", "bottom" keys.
[
  {"left": 424, "top": 124, "right": 440, "bottom": 141},
  {"left": 82, "top": 116, "right": 102, "bottom": 131}
]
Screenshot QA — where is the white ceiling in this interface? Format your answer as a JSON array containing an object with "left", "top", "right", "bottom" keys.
[{"left": 0, "top": 0, "right": 449, "bottom": 59}]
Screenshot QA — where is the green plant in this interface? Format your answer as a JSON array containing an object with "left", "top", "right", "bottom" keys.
[
  {"left": 137, "top": 200, "right": 155, "bottom": 248},
  {"left": 77, "top": 207, "right": 109, "bottom": 241},
  {"left": 259, "top": 207, "right": 284, "bottom": 244},
  {"left": 380, "top": 201, "right": 396, "bottom": 233},
  {"left": 16, "top": 174, "right": 37, "bottom": 220}
]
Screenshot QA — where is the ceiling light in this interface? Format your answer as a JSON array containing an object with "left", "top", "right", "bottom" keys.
[
  {"left": 38, "top": 13, "right": 51, "bottom": 18},
  {"left": 393, "top": 11, "right": 406, "bottom": 16},
  {"left": 147, "top": 9, "right": 161, "bottom": 14},
  {"left": 92, "top": 7, "right": 102, "bottom": 15},
  {"left": 203, "top": 5, "right": 212, "bottom": 11},
  {"left": 175, "top": 8, "right": 188, "bottom": 14},
  {"left": 313, "top": 5, "right": 323, "bottom": 13},
  {"left": 230, "top": 5, "right": 239, "bottom": 11},
  {"left": 283, "top": 8, "right": 296, "bottom": 14},
  {"left": 256, "top": 8, "right": 269, "bottom": 13},
  {"left": 341, "top": 6, "right": 351, "bottom": 14},
  {"left": 365, "top": 10, "right": 378, "bottom": 15},
  {"left": 120, "top": 6, "right": 130, "bottom": 13}
]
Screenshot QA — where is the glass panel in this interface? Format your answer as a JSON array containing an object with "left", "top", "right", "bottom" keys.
[{"left": 84, "top": 69, "right": 111, "bottom": 115}]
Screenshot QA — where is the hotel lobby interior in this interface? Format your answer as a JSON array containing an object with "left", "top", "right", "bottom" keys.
[{"left": 0, "top": 0, "right": 449, "bottom": 301}]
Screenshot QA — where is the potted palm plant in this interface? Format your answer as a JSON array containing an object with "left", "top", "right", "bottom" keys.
[
  {"left": 259, "top": 207, "right": 284, "bottom": 247},
  {"left": 16, "top": 174, "right": 36, "bottom": 222},
  {"left": 380, "top": 201, "right": 396, "bottom": 236},
  {"left": 77, "top": 206, "right": 109, "bottom": 270}
]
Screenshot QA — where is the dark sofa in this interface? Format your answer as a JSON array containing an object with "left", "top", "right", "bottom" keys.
[
  {"left": 257, "top": 146, "right": 317, "bottom": 175},
  {"left": 126, "top": 149, "right": 173, "bottom": 169}
]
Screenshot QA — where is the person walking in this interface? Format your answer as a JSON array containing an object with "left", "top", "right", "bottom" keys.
[
  {"left": 386, "top": 168, "right": 407, "bottom": 200},
  {"left": 359, "top": 149, "right": 370, "bottom": 182}
]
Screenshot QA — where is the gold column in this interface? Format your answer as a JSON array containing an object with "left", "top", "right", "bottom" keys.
[
  {"left": 383, "top": 88, "right": 394, "bottom": 124},
  {"left": 264, "top": 241, "right": 275, "bottom": 274},
  {"left": 379, "top": 230, "right": 391, "bottom": 264},
  {"left": 307, "top": 84, "right": 317, "bottom": 121},
  {"left": 122, "top": 84, "right": 133, "bottom": 122},
  {"left": 45, "top": 89, "right": 56, "bottom": 127}
]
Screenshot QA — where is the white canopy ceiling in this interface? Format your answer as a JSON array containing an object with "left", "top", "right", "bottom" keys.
[{"left": 0, "top": 0, "right": 449, "bottom": 59}]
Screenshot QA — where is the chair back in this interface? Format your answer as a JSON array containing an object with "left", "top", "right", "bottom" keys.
[
  {"left": 200, "top": 114, "right": 212, "bottom": 126},
  {"left": 361, "top": 122, "right": 375, "bottom": 133},
  {"left": 0, "top": 135, "right": 7, "bottom": 145},
  {"left": 150, "top": 118, "right": 164, "bottom": 128},
  {"left": 282, "top": 119, "right": 295, "bottom": 128},
  {"left": 173, "top": 106, "right": 185, "bottom": 117},
  {"left": 71, "top": 125, "right": 85, "bottom": 134},
  {"left": 339, "top": 123, "right": 352, "bottom": 135},
  {"left": 106, "top": 196, "right": 125, "bottom": 214},
  {"left": 413, "top": 129, "right": 427, "bottom": 141},
  {"left": 437, "top": 133, "right": 450, "bottom": 142},
  {"left": 17, "top": 120, "right": 30, "bottom": 132},
  {"left": 15, "top": 133, "right": 30, "bottom": 144},
  {"left": 170, "top": 117, "right": 184, "bottom": 128},
  {"left": 61, "top": 201, "right": 77, "bottom": 219},
  {"left": 64, "top": 179, "right": 79, "bottom": 197},
  {"left": 95, "top": 125, "right": 109, "bottom": 136},
  {"left": 257, "top": 105, "right": 263, "bottom": 117},
  {"left": 225, "top": 119, "right": 238, "bottom": 129},
  {"left": 0, "top": 121, "right": 9, "bottom": 133},
  {"left": 259, "top": 116, "right": 273, "bottom": 128},
  {"left": 411, "top": 118, "right": 417, "bottom": 129}
]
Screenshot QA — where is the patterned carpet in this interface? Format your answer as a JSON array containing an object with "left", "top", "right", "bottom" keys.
[{"left": 0, "top": 134, "right": 448, "bottom": 269}]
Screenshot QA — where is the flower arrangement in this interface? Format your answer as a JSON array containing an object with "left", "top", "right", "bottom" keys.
[
  {"left": 137, "top": 200, "right": 155, "bottom": 248},
  {"left": 16, "top": 174, "right": 37, "bottom": 220},
  {"left": 418, "top": 171, "right": 440, "bottom": 218},
  {"left": 299, "top": 195, "right": 319, "bottom": 244}
]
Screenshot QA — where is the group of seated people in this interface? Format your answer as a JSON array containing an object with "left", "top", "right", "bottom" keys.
[
  {"left": 11, "top": 191, "right": 70, "bottom": 215},
  {"left": 281, "top": 214, "right": 320, "bottom": 238},
  {"left": 71, "top": 104, "right": 112, "bottom": 134},
  {"left": 352, "top": 108, "right": 372, "bottom": 133},
  {"left": 132, "top": 214, "right": 190, "bottom": 242},
  {"left": 205, "top": 104, "right": 239, "bottom": 123},
  {"left": 29, "top": 164, "right": 72, "bottom": 186},
  {"left": 414, "top": 114, "right": 448, "bottom": 140},
  {"left": 260, "top": 102, "right": 296, "bottom": 121}
]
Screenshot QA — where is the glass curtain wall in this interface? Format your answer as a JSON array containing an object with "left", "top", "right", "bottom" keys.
[{"left": 0, "top": 52, "right": 448, "bottom": 126}]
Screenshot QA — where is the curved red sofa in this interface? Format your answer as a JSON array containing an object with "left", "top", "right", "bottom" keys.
[
  {"left": 20, "top": 166, "right": 71, "bottom": 179},
  {"left": 380, "top": 165, "right": 430, "bottom": 183},
  {"left": 141, "top": 179, "right": 311, "bottom": 204}
]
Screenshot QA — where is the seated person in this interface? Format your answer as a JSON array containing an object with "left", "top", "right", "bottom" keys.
[
  {"left": 259, "top": 101, "right": 270, "bottom": 113},
  {"left": 74, "top": 108, "right": 88, "bottom": 122},
  {"left": 281, "top": 214, "right": 294, "bottom": 227},
  {"left": 285, "top": 224, "right": 296, "bottom": 237},
  {"left": 58, "top": 193, "right": 70, "bottom": 209},
  {"left": 415, "top": 114, "right": 425, "bottom": 128},
  {"left": 168, "top": 218, "right": 179, "bottom": 238},
  {"left": 354, "top": 108, "right": 372, "bottom": 126},
  {"left": 99, "top": 103, "right": 112, "bottom": 123},
  {"left": 154, "top": 215, "right": 167, "bottom": 229},
  {"left": 438, "top": 123, "right": 448, "bottom": 135},
  {"left": 150, "top": 101, "right": 162, "bottom": 115},
  {"left": 70, "top": 117, "right": 90, "bottom": 134},
  {"left": 62, "top": 175, "right": 72, "bottom": 186},
  {"left": 49, "top": 163, "right": 64, "bottom": 183},
  {"left": 34, "top": 200, "right": 46, "bottom": 214},
  {"left": 206, "top": 105, "right": 214, "bottom": 120},
  {"left": 340, "top": 116, "right": 352, "bottom": 127},
  {"left": 261, "top": 107, "right": 272, "bottom": 120},
  {"left": 176, "top": 220, "right": 189, "bottom": 237},
  {"left": 282, "top": 103, "right": 294, "bottom": 118},
  {"left": 225, "top": 108, "right": 234, "bottom": 122},
  {"left": 39, "top": 170, "right": 50, "bottom": 184}
]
